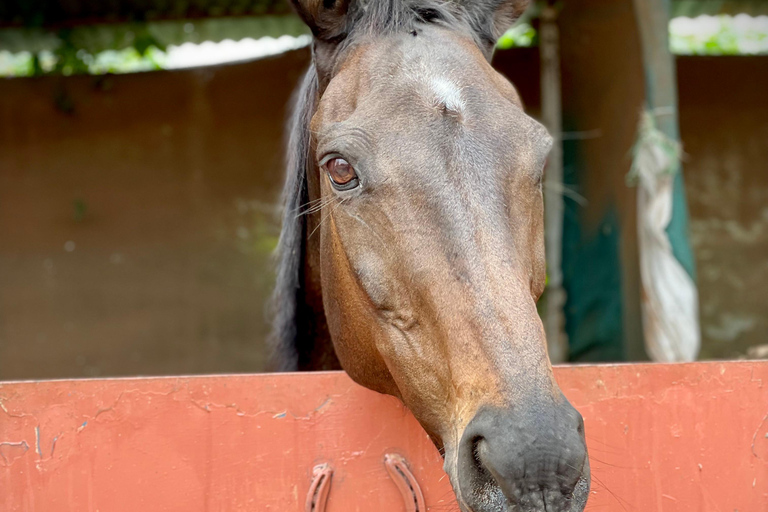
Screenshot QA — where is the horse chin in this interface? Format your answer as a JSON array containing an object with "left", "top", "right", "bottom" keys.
[{"left": 448, "top": 468, "right": 591, "bottom": 512}]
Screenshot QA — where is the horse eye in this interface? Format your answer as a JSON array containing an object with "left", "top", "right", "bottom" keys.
[{"left": 324, "top": 158, "right": 359, "bottom": 191}]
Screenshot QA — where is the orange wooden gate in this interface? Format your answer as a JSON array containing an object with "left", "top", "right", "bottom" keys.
[{"left": 2, "top": 362, "right": 767, "bottom": 511}]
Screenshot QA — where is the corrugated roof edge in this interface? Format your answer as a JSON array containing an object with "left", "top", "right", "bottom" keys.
[{"left": 0, "top": 15, "right": 309, "bottom": 53}]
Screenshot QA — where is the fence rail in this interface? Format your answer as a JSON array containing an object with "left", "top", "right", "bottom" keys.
[{"left": 2, "top": 362, "right": 767, "bottom": 511}]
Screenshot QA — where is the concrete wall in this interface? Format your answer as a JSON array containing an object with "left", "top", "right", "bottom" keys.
[
  {"left": 0, "top": 48, "right": 765, "bottom": 380},
  {"left": 678, "top": 56, "right": 768, "bottom": 359},
  {"left": 0, "top": 50, "right": 309, "bottom": 379}
]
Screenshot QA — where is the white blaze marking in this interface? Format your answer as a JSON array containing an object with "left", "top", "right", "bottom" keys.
[{"left": 430, "top": 77, "right": 464, "bottom": 116}]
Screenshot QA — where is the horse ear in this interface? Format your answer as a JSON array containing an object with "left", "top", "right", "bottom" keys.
[
  {"left": 458, "top": 0, "right": 530, "bottom": 50},
  {"left": 289, "top": 0, "right": 352, "bottom": 40}
]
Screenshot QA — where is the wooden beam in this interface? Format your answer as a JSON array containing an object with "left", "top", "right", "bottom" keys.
[{"left": 558, "top": 0, "right": 647, "bottom": 362}]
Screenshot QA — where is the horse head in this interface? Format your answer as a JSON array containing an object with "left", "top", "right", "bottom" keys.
[{"left": 272, "top": 1, "right": 590, "bottom": 510}]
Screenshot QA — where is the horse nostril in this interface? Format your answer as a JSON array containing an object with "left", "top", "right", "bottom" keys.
[
  {"left": 467, "top": 436, "right": 491, "bottom": 483},
  {"left": 454, "top": 434, "right": 507, "bottom": 510},
  {"left": 472, "top": 436, "right": 518, "bottom": 491},
  {"left": 470, "top": 437, "right": 506, "bottom": 492},
  {"left": 471, "top": 437, "right": 487, "bottom": 470}
]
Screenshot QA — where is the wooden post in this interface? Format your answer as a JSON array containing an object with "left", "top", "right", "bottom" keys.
[
  {"left": 557, "top": 0, "right": 647, "bottom": 362},
  {"left": 540, "top": 4, "right": 568, "bottom": 363}
]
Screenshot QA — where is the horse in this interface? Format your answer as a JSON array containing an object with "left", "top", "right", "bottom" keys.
[{"left": 269, "top": 1, "right": 590, "bottom": 510}]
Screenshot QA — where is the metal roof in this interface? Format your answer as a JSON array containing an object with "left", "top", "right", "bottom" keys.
[
  {"left": 1, "top": 0, "right": 765, "bottom": 54},
  {"left": 671, "top": 0, "right": 768, "bottom": 17},
  {"left": 0, "top": 14, "right": 309, "bottom": 53},
  {"left": 0, "top": 1, "right": 293, "bottom": 28},
  {"left": 2, "top": 1, "right": 766, "bottom": 29}
]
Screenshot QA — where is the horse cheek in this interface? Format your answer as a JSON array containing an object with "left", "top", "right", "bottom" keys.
[{"left": 321, "top": 219, "right": 399, "bottom": 397}]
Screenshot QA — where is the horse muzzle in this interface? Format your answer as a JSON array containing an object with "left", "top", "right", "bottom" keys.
[{"left": 453, "top": 398, "right": 590, "bottom": 512}]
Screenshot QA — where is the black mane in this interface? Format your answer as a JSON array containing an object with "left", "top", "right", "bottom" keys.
[
  {"left": 268, "top": 65, "right": 318, "bottom": 372},
  {"left": 268, "top": 0, "right": 473, "bottom": 371}
]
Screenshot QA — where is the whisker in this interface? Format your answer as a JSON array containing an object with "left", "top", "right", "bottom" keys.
[
  {"left": 585, "top": 435, "right": 629, "bottom": 456},
  {"left": 585, "top": 434, "right": 625, "bottom": 450},
  {"left": 589, "top": 455, "right": 640, "bottom": 470},
  {"left": 584, "top": 445, "right": 627, "bottom": 456},
  {"left": 562, "top": 461, "right": 633, "bottom": 512},
  {"left": 292, "top": 196, "right": 326, "bottom": 214},
  {"left": 545, "top": 181, "right": 588, "bottom": 206},
  {"left": 297, "top": 195, "right": 337, "bottom": 218},
  {"left": 426, "top": 491, "right": 462, "bottom": 512},
  {"left": 307, "top": 197, "right": 345, "bottom": 240},
  {"left": 340, "top": 208, "right": 389, "bottom": 248},
  {"left": 592, "top": 476, "right": 633, "bottom": 512},
  {"left": 427, "top": 503, "right": 462, "bottom": 512}
]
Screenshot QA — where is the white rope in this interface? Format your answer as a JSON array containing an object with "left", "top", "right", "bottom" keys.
[{"left": 631, "top": 110, "right": 700, "bottom": 362}]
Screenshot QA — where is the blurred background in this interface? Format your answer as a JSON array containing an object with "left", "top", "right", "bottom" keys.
[{"left": 0, "top": 0, "right": 766, "bottom": 380}]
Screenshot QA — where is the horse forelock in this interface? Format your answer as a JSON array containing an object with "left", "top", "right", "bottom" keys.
[
  {"left": 321, "top": 0, "right": 509, "bottom": 59},
  {"left": 342, "top": 0, "right": 459, "bottom": 36},
  {"left": 312, "top": 1, "right": 475, "bottom": 74}
]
